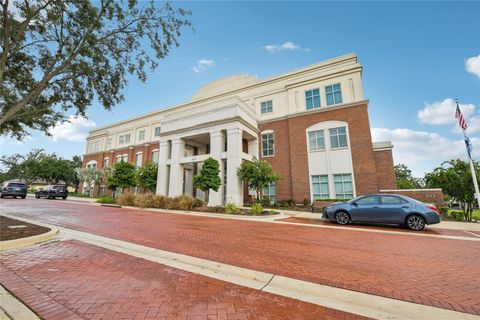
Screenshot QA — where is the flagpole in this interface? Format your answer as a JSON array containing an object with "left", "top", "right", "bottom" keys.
[
  {"left": 457, "top": 99, "right": 480, "bottom": 211},
  {"left": 464, "top": 129, "right": 480, "bottom": 211}
]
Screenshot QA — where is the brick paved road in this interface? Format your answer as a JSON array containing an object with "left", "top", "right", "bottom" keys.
[
  {"left": 1, "top": 198, "right": 479, "bottom": 315},
  {"left": 1, "top": 240, "right": 365, "bottom": 320}
]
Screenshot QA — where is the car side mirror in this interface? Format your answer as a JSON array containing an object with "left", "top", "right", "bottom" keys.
[{"left": 352, "top": 201, "right": 358, "bottom": 206}]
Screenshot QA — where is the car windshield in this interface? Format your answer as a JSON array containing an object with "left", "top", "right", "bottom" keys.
[
  {"left": 8, "top": 183, "right": 26, "bottom": 188},
  {"left": 53, "top": 186, "right": 65, "bottom": 190}
]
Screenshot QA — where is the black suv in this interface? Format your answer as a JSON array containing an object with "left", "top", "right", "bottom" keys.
[
  {"left": 35, "top": 185, "right": 68, "bottom": 199},
  {"left": 0, "top": 182, "right": 28, "bottom": 199}
]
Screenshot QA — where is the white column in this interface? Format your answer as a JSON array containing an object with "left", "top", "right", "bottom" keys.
[
  {"left": 226, "top": 128, "right": 243, "bottom": 205},
  {"left": 208, "top": 130, "right": 224, "bottom": 206},
  {"left": 168, "top": 138, "right": 185, "bottom": 197},
  {"left": 156, "top": 140, "right": 170, "bottom": 195},
  {"left": 248, "top": 138, "right": 259, "bottom": 159}
]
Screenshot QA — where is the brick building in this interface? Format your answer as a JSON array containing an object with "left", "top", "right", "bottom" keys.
[{"left": 81, "top": 53, "right": 397, "bottom": 204}]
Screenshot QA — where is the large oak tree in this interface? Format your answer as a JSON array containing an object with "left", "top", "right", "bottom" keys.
[{"left": 0, "top": 0, "right": 191, "bottom": 139}]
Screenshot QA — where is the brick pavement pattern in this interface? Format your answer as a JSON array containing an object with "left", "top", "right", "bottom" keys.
[
  {"left": 1, "top": 198, "right": 480, "bottom": 315},
  {"left": 0, "top": 240, "right": 365, "bottom": 320}
]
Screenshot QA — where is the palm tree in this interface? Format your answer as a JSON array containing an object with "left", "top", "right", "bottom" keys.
[{"left": 77, "top": 167, "right": 104, "bottom": 197}]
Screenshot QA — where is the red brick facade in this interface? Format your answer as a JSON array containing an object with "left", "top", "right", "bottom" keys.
[
  {"left": 373, "top": 149, "right": 397, "bottom": 190},
  {"left": 380, "top": 189, "right": 445, "bottom": 206},
  {"left": 80, "top": 143, "right": 159, "bottom": 195},
  {"left": 259, "top": 102, "right": 394, "bottom": 202}
]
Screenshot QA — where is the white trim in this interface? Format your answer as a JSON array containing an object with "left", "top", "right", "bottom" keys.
[{"left": 380, "top": 189, "right": 442, "bottom": 192}]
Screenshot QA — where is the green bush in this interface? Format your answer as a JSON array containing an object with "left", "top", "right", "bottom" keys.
[
  {"left": 302, "top": 198, "right": 311, "bottom": 207},
  {"left": 449, "top": 210, "right": 464, "bottom": 221},
  {"left": 173, "top": 195, "right": 195, "bottom": 210},
  {"left": 251, "top": 203, "right": 263, "bottom": 215},
  {"left": 438, "top": 207, "right": 449, "bottom": 215},
  {"left": 260, "top": 196, "right": 271, "bottom": 207},
  {"left": 116, "top": 193, "right": 136, "bottom": 206},
  {"left": 97, "top": 196, "right": 115, "bottom": 204},
  {"left": 277, "top": 199, "right": 295, "bottom": 207},
  {"left": 225, "top": 202, "right": 240, "bottom": 214}
]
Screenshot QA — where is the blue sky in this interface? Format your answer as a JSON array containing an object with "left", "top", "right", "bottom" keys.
[{"left": 1, "top": 1, "right": 480, "bottom": 177}]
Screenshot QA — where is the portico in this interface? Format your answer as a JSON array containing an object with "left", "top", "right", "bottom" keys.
[{"left": 155, "top": 98, "right": 259, "bottom": 206}]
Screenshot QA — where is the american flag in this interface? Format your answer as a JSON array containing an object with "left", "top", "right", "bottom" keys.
[{"left": 455, "top": 104, "right": 468, "bottom": 130}]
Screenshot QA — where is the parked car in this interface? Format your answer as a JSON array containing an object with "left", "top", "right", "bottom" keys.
[
  {"left": 322, "top": 194, "right": 440, "bottom": 230},
  {"left": 35, "top": 185, "right": 68, "bottom": 200},
  {"left": 0, "top": 182, "right": 28, "bottom": 199}
]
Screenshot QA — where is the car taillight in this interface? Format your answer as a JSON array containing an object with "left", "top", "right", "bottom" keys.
[{"left": 427, "top": 204, "right": 439, "bottom": 213}]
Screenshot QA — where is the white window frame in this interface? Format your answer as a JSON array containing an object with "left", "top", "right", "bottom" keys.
[
  {"left": 138, "top": 130, "right": 145, "bottom": 141},
  {"left": 325, "top": 83, "right": 343, "bottom": 106},
  {"left": 154, "top": 127, "right": 161, "bottom": 137},
  {"left": 103, "top": 158, "right": 109, "bottom": 168},
  {"left": 260, "top": 100, "right": 273, "bottom": 114},
  {"left": 333, "top": 174, "right": 353, "bottom": 199},
  {"left": 329, "top": 127, "right": 348, "bottom": 149},
  {"left": 305, "top": 88, "right": 321, "bottom": 110},
  {"left": 308, "top": 130, "right": 325, "bottom": 151},
  {"left": 151, "top": 149, "right": 159, "bottom": 164},
  {"left": 311, "top": 175, "right": 329, "bottom": 200},
  {"left": 118, "top": 134, "right": 131, "bottom": 145},
  {"left": 263, "top": 182, "right": 276, "bottom": 203},
  {"left": 135, "top": 152, "right": 143, "bottom": 168},
  {"left": 261, "top": 131, "right": 275, "bottom": 157}
]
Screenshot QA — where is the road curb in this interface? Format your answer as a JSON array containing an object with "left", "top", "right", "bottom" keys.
[
  {"left": 0, "top": 285, "right": 39, "bottom": 320},
  {"left": 0, "top": 228, "right": 59, "bottom": 251}
]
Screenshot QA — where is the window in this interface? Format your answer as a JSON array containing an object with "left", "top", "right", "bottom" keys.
[
  {"left": 356, "top": 195, "right": 380, "bottom": 205},
  {"left": 263, "top": 182, "right": 276, "bottom": 203},
  {"left": 305, "top": 88, "right": 320, "bottom": 110},
  {"left": 329, "top": 127, "right": 348, "bottom": 149},
  {"left": 135, "top": 153, "right": 143, "bottom": 168},
  {"left": 117, "top": 154, "right": 128, "bottom": 163},
  {"left": 312, "top": 175, "right": 329, "bottom": 200},
  {"left": 261, "top": 132, "right": 274, "bottom": 157},
  {"left": 118, "top": 134, "right": 131, "bottom": 145},
  {"left": 122, "top": 154, "right": 128, "bottom": 162},
  {"left": 138, "top": 130, "right": 145, "bottom": 141},
  {"left": 154, "top": 127, "right": 161, "bottom": 137},
  {"left": 308, "top": 130, "right": 325, "bottom": 151},
  {"left": 106, "top": 138, "right": 112, "bottom": 149},
  {"left": 94, "top": 140, "right": 101, "bottom": 152},
  {"left": 381, "top": 195, "right": 408, "bottom": 205},
  {"left": 261, "top": 100, "right": 273, "bottom": 114},
  {"left": 152, "top": 150, "right": 159, "bottom": 164},
  {"left": 334, "top": 174, "right": 353, "bottom": 199},
  {"left": 103, "top": 158, "right": 109, "bottom": 168},
  {"left": 325, "top": 83, "right": 342, "bottom": 106}
]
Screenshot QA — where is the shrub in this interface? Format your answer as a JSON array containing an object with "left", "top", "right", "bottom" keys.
[
  {"left": 116, "top": 193, "right": 136, "bottom": 206},
  {"left": 193, "top": 198, "right": 205, "bottom": 208},
  {"left": 260, "top": 196, "right": 271, "bottom": 208},
  {"left": 251, "top": 203, "right": 263, "bottom": 215},
  {"left": 173, "top": 195, "right": 195, "bottom": 210},
  {"left": 161, "top": 196, "right": 176, "bottom": 209},
  {"left": 97, "top": 196, "right": 115, "bottom": 204},
  {"left": 438, "top": 207, "right": 449, "bottom": 215},
  {"left": 152, "top": 195, "right": 166, "bottom": 208},
  {"left": 302, "top": 198, "right": 311, "bottom": 207},
  {"left": 277, "top": 199, "right": 295, "bottom": 208},
  {"left": 449, "top": 210, "right": 464, "bottom": 221},
  {"left": 225, "top": 202, "right": 240, "bottom": 214},
  {"left": 134, "top": 194, "right": 156, "bottom": 208}
]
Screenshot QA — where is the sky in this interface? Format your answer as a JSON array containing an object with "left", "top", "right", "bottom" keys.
[{"left": 1, "top": 1, "right": 480, "bottom": 177}]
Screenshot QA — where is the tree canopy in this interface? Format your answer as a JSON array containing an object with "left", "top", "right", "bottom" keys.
[
  {"left": 425, "top": 159, "right": 480, "bottom": 221},
  {"left": 394, "top": 163, "right": 424, "bottom": 189},
  {"left": 136, "top": 161, "right": 158, "bottom": 193},
  {"left": 0, "top": 0, "right": 191, "bottom": 138},
  {"left": 193, "top": 157, "right": 221, "bottom": 203},
  {"left": 237, "top": 157, "right": 279, "bottom": 201},
  {"left": 107, "top": 161, "right": 136, "bottom": 191}
]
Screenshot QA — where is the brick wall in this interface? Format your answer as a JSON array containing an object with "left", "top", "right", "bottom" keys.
[
  {"left": 380, "top": 189, "right": 445, "bottom": 206},
  {"left": 373, "top": 149, "right": 397, "bottom": 190},
  {"left": 259, "top": 102, "right": 380, "bottom": 202},
  {"left": 80, "top": 143, "right": 159, "bottom": 196}
]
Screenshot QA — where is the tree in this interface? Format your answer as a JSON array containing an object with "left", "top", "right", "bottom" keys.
[
  {"left": 70, "top": 155, "right": 83, "bottom": 193},
  {"left": 237, "top": 158, "right": 279, "bottom": 201},
  {"left": 136, "top": 162, "right": 158, "bottom": 193},
  {"left": 0, "top": 0, "right": 191, "bottom": 139},
  {"left": 77, "top": 166, "right": 104, "bottom": 196},
  {"left": 107, "top": 161, "right": 136, "bottom": 193},
  {"left": 0, "top": 149, "right": 45, "bottom": 183},
  {"left": 395, "top": 163, "right": 424, "bottom": 189},
  {"left": 193, "top": 157, "right": 221, "bottom": 203},
  {"left": 425, "top": 159, "right": 480, "bottom": 221}
]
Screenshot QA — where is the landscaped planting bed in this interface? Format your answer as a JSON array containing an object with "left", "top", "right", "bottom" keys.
[{"left": 0, "top": 216, "right": 50, "bottom": 241}]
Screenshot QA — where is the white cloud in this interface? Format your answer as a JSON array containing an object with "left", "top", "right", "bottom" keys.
[
  {"left": 192, "top": 59, "right": 214, "bottom": 73},
  {"left": 262, "top": 42, "right": 309, "bottom": 53},
  {"left": 49, "top": 115, "right": 96, "bottom": 142},
  {"left": 372, "top": 127, "right": 479, "bottom": 176},
  {"left": 418, "top": 98, "right": 475, "bottom": 125},
  {"left": 466, "top": 54, "right": 480, "bottom": 78}
]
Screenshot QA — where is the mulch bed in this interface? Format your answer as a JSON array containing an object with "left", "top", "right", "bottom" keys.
[
  {"left": 0, "top": 216, "right": 50, "bottom": 241},
  {"left": 192, "top": 207, "right": 279, "bottom": 216}
]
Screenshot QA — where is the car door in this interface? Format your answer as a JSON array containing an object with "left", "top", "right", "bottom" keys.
[
  {"left": 349, "top": 195, "right": 381, "bottom": 222},
  {"left": 378, "top": 195, "right": 411, "bottom": 224}
]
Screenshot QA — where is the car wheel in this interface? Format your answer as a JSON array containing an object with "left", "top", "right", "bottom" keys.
[
  {"left": 0, "top": 194, "right": 3, "bottom": 198},
  {"left": 13, "top": 196, "right": 17, "bottom": 199},
  {"left": 21, "top": 195, "right": 26, "bottom": 199},
  {"left": 335, "top": 211, "right": 350, "bottom": 225},
  {"left": 35, "top": 195, "right": 40, "bottom": 199},
  {"left": 62, "top": 196, "right": 67, "bottom": 200},
  {"left": 406, "top": 214, "right": 425, "bottom": 231}
]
